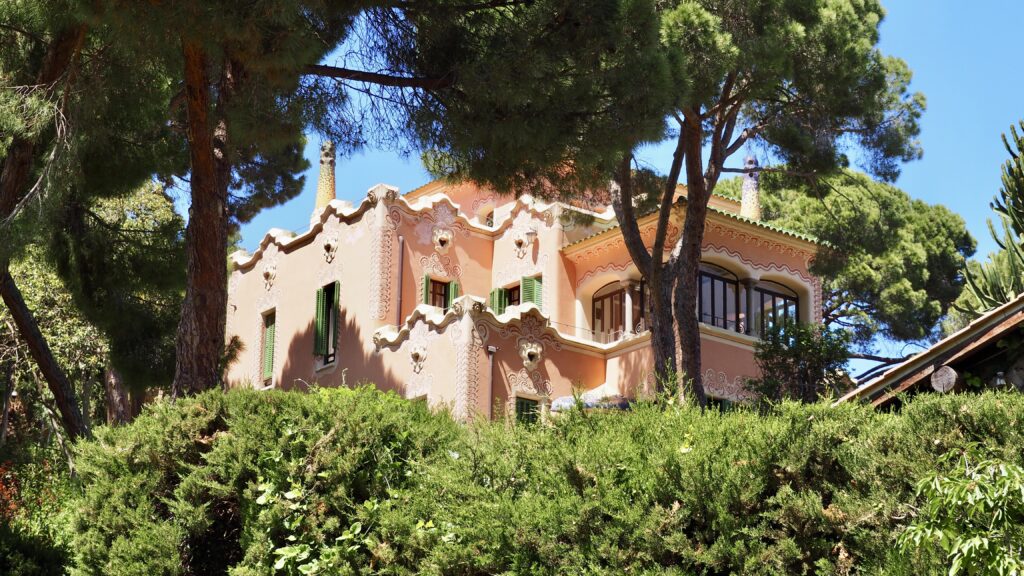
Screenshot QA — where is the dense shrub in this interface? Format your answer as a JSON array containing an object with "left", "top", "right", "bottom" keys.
[
  {"left": 56, "top": 388, "right": 1024, "bottom": 574},
  {"left": 0, "top": 445, "right": 76, "bottom": 575}
]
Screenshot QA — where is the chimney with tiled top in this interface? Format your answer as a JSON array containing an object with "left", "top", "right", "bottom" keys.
[
  {"left": 315, "top": 141, "right": 336, "bottom": 212},
  {"left": 740, "top": 155, "right": 761, "bottom": 221}
]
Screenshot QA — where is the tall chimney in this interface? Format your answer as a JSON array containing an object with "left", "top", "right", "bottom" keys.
[
  {"left": 740, "top": 155, "right": 761, "bottom": 221},
  {"left": 315, "top": 141, "right": 336, "bottom": 212}
]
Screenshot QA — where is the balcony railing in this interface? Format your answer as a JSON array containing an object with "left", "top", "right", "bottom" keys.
[{"left": 548, "top": 318, "right": 650, "bottom": 345}]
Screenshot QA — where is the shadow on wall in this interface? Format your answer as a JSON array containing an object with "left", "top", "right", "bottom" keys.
[
  {"left": 614, "top": 345, "right": 657, "bottom": 399},
  {"left": 278, "top": 309, "right": 411, "bottom": 399}
]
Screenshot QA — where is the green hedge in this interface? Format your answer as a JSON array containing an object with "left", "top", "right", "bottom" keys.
[{"left": 55, "top": 388, "right": 1024, "bottom": 574}]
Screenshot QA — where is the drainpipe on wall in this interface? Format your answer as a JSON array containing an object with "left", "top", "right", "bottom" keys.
[
  {"left": 396, "top": 236, "right": 405, "bottom": 327},
  {"left": 487, "top": 345, "right": 498, "bottom": 419}
]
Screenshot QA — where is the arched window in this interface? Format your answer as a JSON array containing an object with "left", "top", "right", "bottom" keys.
[
  {"left": 592, "top": 280, "right": 648, "bottom": 343},
  {"left": 753, "top": 280, "right": 799, "bottom": 336},
  {"left": 699, "top": 263, "right": 741, "bottom": 332}
]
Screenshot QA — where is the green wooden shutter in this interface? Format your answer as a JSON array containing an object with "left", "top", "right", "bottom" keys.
[
  {"left": 522, "top": 276, "right": 543, "bottom": 310},
  {"left": 262, "top": 314, "right": 276, "bottom": 382},
  {"left": 447, "top": 281, "right": 460, "bottom": 310},
  {"left": 331, "top": 281, "right": 340, "bottom": 352},
  {"left": 422, "top": 275, "right": 431, "bottom": 305},
  {"left": 314, "top": 286, "right": 326, "bottom": 356},
  {"left": 489, "top": 288, "right": 509, "bottom": 315}
]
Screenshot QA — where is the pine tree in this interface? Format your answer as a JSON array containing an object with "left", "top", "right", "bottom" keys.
[{"left": 607, "top": 0, "right": 925, "bottom": 404}]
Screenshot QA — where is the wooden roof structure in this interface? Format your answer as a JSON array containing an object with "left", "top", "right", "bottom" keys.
[{"left": 835, "top": 292, "right": 1024, "bottom": 407}]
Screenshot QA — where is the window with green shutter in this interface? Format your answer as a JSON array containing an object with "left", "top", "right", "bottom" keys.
[
  {"left": 489, "top": 288, "right": 508, "bottom": 315},
  {"left": 314, "top": 282, "right": 339, "bottom": 364},
  {"left": 446, "top": 281, "right": 460, "bottom": 311},
  {"left": 262, "top": 312, "right": 276, "bottom": 387},
  {"left": 521, "top": 276, "right": 543, "bottom": 310},
  {"left": 515, "top": 397, "right": 539, "bottom": 424},
  {"left": 425, "top": 277, "right": 459, "bottom": 312}
]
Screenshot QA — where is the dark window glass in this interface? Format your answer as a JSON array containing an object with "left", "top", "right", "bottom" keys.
[
  {"left": 429, "top": 279, "right": 449, "bottom": 309},
  {"left": 698, "top": 265, "right": 741, "bottom": 332},
  {"left": 754, "top": 285, "right": 799, "bottom": 338},
  {"left": 515, "top": 397, "right": 539, "bottom": 424},
  {"left": 507, "top": 285, "right": 521, "bottom": 306},
  {"left": 323, "top": 282, "right": 337, "bottom": 363}
]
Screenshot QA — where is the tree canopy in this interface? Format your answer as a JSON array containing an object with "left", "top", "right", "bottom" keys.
[
  {"left": 718, "top": 171, "right": 975, "bottom": 346},
  {"left": 609, "top": 0, "right": 926, "bottom": 403}
]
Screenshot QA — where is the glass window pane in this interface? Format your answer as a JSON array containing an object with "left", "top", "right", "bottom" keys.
[
  {"left": 701, "top": 274, "right": 712, "bottom": 324},
  {"left": 725, "top": 282, "right": 737, "bottom": 331}
]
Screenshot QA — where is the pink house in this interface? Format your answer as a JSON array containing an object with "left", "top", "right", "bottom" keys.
[{"left": 225, "top": 144, "right": 821, "bottom": 421}]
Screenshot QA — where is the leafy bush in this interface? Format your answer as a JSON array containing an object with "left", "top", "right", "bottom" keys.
[
  {"left": 0, "top": 444, "right": 75, "bottom": 576},
  {"left": 747, "top": 320, "right": 852, "bottom": 403},
  {"left": 58, "top": 387, "right": 1024, "bottom": 574},
  {"left": 898, "top": 445, "right": 1024, "bottom": 574}
]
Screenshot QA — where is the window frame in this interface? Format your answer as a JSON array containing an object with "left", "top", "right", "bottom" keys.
[
  {"left": 754, "top": 283, "right": 799, "bottom": 337},
  {"left": 698, "top": 265, "right": 741, "bottom": 333},
  {"left": 514, "top": 396, "right": 540, "bottom": 425},
  {"left": 261, "top": 310, "right": 276, "bottom": 388},
  {"left": 429, "top": 278, "right": 449, "bottom": 309},
  {"left": 315, "top": 282, "right": 339, "bottom": 366}
]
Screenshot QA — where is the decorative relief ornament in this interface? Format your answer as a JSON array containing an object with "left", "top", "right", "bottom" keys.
[
  {"left": 432, "top": 227, "right": 454, "bottom": 254},
  {"left": 518, "top": 340, "right": 543, "bottom": 371},
  {"left": 420, "top": 252, "right": 463, "bottom": 281},
  {"left": 410, "top": 345, "right": 427, "bottom": 373},
  {"left": 512, "top": 227, "right": 538, "bottom": 258},
  {"left": 507, "top": 368, "right": 551, "bottom": 398},
  {"left": 261, "top": 262, "right": 277, "bottom": 290},
  {"left": 323, "top": 233, "right": 339, "bottom": 263}
]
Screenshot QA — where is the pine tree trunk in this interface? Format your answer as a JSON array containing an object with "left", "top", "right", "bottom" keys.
[
  {"left": 611, "top": 153, "right": 682, "bottom": 391},
  {"left": 674, "top": 119, "right": 709, "bottom": 407},
  {"left": 104, "top": 367, "right": 131, "bottom": 425},
  {"left": 648, "top": 269, "right": 677, "bottom": 384},
  {"left": 172, "top": 41, "right": 228, "bottom": 397},
  {"left": 0, "top": 270, "right": 89, "bottom": 439},
  {"left": 0, "top": 24, "right": 89, "bottom": 440}
]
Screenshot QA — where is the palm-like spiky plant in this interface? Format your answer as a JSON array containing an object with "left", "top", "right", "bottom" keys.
[{"left": 959, "top": 122, "right": 1024, "bottom": 315}]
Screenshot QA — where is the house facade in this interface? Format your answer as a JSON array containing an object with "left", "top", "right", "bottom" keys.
[{"left": 225, "top": 143, "right": 822, "bottom": 421}]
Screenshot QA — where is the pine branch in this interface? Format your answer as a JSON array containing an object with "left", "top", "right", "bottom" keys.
[{"left": 305, "top": 64, "right": 453, "bottom": 89}]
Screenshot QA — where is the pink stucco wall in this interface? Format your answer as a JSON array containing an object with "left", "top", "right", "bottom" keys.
[{"left": 225, "top": 180, "right": 820, "bottom": 418}]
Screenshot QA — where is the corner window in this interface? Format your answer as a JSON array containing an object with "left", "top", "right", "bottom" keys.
[
  {"left": 314, "top": 282, "right": 339, "bottom": 364},
  {"left": 515, "top": 396, "right": 539, "bottom": 424},
  {"left": 261, "top": 311, "right": 276, "bottom": 388},
  {"left": 592, "top": 280, "right": 648, "bottom": 343},
  {"left": 699, "top": 264, "right": 741, "bottom": 333},
  {"left": 753, "top": 281, "right": 799, "bottom": 336}
]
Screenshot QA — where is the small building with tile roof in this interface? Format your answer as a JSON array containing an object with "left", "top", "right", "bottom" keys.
[{"left": 224, "top": 145, "right": 823, "bottom": 421}]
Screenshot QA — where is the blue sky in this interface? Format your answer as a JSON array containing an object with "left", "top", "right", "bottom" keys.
[
  {"left": 239, "top": 1, "right": 1024, "bottom": 259},
  {"left": 235, "top": 1, "right": 1023, "bottom": 366}
]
